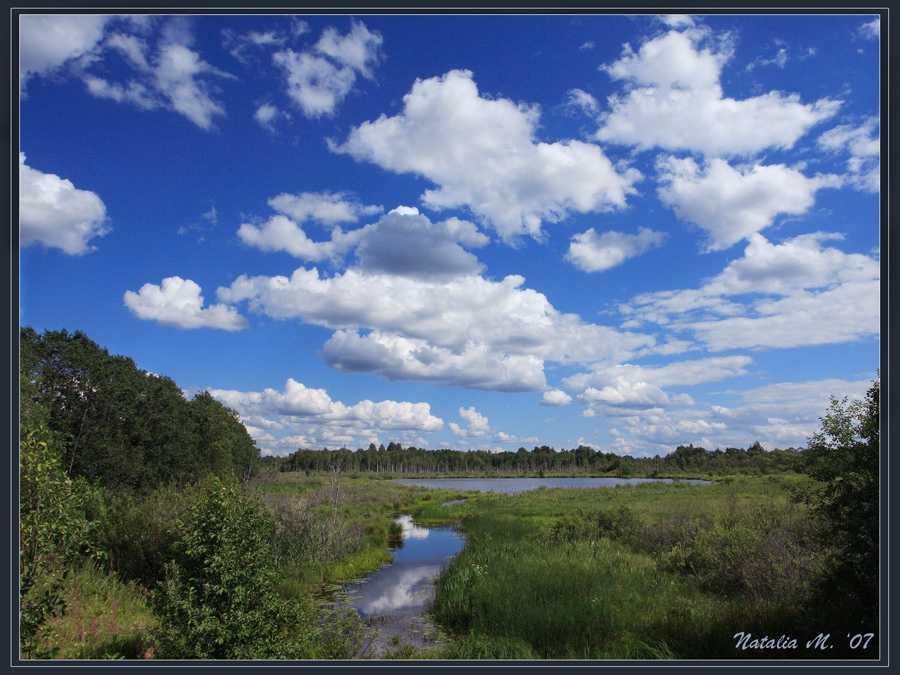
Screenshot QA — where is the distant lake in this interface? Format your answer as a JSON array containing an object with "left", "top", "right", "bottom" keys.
[{"left": 389, "top": 476, "right": 710, "bottom": 494}]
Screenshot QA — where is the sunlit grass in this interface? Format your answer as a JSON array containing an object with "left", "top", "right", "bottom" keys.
[
  {"left": 425, "top": 476, "right": 833, "bottom": 660},
  {"left": 35, "top": 560, "right": 157, "bottom": 660}
]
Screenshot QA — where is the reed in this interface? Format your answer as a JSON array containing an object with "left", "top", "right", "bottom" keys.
[{"left": 426, "top": 477, "right": 855, "bottom": 660}]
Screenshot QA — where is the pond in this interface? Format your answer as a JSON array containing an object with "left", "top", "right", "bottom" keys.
[
  {"left": 326, "top": 515, "right": 465, "bottom": 658},
  {"left": 389, "top": 476, "right": 710, "bottom": 494}
]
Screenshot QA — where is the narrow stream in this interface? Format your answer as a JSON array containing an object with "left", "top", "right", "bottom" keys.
[{"left": 326, "top": 515, "right": 465, "bottom": 658}]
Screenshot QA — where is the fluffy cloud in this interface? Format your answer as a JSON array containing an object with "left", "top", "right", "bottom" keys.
[
  {"left": 274, "top": 20, "right": 382, "bottom": 118},
  {"left": 207, "top": 377, "right": 443, "bottom": 453},
  {"left": 566, "top": 227, "right": 666, "bottom": 272},
  {"left": 858, "top": 19, "right": 880, "bottom": 40},
  {"left": 269, "top": 191, "right": 382, "bottom": 226},
  {"left": 217, "top": 265, "right": 654, "bottom": 393},
  {"left": 82, "top": 21, "right": 233, "bottom": 130},
  {"left": 320, "top": 329, "right": 547, "bottom": 392},
  {"left": 686, "top": 281, "right": 878, "bottom": 351},
  {"left": 218, "top": 268, "right": 653, "bottom": 366},
  {"left": 564, "top": 355, "right": 751, "bottom": 412},
  {"left": 449, "top": 407, "right": 492, "bottom": 438},
  {"left": 596, "top": 29, "right": 840, "bottom": 156},
  {"left": 254, "top": 102, "right": 281, "bottom": 130},
  {"left": 237, "top": 215, "right": 363, "bottom": 261},
  {"left": 332, "top": 69, "right": 640, "bottom": 241},
  {"left": 123, "top": 276, "right": 249, "bottom": 331},
  {"left": 620, "top": 232, "right": 879, "bottom": 350},
  {"left": 606, "top": 376, "right": 873, "bottom": 456},
  {"left": 237, "top": 190, "right": 384, "bottom": 261},
  {"left": 19, "top": 153, "right": 110, "bottom": 255},
  {"left": 354, "top": 212, "right": 487, "bottom": 280},
  {"left": 314, "top": 21, "right": 383, "bottom": 77},
  {"left": 238, "top": 204, "right": 487, "bottom": 279},
  {"left": 564, "top": 88, "right": 599, "bottom": 116},
  {"left": 818, "top": 117, "right": 879, "bottom": 192},
  {"left": 540, "top": 390, "right": 572, "bottom": 406},
  {"left": 656, "top": 156, "right": 841, "bottom": 250},
  {"left": 19, "top": 14, "right": 110, "bottom": 89}
]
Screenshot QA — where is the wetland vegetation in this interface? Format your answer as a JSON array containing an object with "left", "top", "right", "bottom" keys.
[{"left": 19, "top": 327, "right": 879, "bottom": 660}]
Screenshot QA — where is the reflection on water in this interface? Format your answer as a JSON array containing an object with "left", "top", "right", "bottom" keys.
[
  {"left": 337, "top": 516, "right": 465, "bottom": 618},
  {"left": 327, "top": 515, "right": 465, "bottom": 657}
]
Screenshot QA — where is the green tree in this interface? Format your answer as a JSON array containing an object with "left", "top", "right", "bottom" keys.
[
  {"left": 152, "top": 477, "right": 317, "bottom": 659},
  {"left": 798, "top": 377, "right": 879, "bottom": 614}
]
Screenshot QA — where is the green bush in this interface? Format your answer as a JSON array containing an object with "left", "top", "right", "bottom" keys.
[
  {"left": 19, "top": 424, "right": 96, "bottom": 658},
  {"left": 545, "top": 505, "right": 638, "bottom": 546},
  {"left": 796, "top": 377, "right": 879, "bottom": 616},
  {"left": 95, "top": 484, "right": 202, "bottom": 590},
  {"left": 151, "top": 477, "right": 318, "bottom": 659}
]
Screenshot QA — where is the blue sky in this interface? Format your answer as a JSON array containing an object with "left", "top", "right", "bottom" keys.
[{"left": 18, "top": 12, "right": 881, "bottom": 457}]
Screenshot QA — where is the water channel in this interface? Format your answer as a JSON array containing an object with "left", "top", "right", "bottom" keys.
[
  {"left": 327, "top": 515, "right": 465, "bottom": 658},
  {"left": 328, "top": 477, "right": 710, "bottom": 657}
]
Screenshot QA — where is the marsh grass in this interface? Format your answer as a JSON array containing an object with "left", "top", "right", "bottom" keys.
[{"left": 427, "top": 477, "right": 843, "bottom": 660}]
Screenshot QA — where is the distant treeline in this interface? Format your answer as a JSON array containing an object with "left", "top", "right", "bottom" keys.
[
  {"left": 20, "top": 327, "right": 259, "bottom": 493},
  {"left": 267, "top": 440, "right": 804, "bottom": 477}
]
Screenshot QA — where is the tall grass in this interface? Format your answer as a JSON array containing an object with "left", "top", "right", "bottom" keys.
[
  {"left": 425, "top": 477, "right": 864, "bottom": 660},
  {"left": 35, "top": 560, "right": 157, "bottom": 660}
]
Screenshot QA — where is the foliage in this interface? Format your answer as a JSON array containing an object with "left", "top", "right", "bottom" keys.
[
  {"left": 274, "top": 440, "right": 803, "bottom": 477},
  {"left": 93, "top": 484, "right": 203, "bottom": 590},
  {"left": 151, "top": 477, "right": 318, "bottom": 659},
  {"left": 19, "top": 424, "right": 94, "bottom": 658},
  {"left": 796, "top": 377, "right": 879, "bottom": 615},
  {"left": 20, "top": 326, "right": 259, "bottom": 494}
]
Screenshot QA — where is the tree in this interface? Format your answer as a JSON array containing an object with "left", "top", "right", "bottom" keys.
[{"left": 798, "top": 377, "right": 879, "bottom": 613}]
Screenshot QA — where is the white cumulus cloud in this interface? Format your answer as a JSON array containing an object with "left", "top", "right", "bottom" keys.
[
  {"left": 656, "top": 156, "right": 841, "bottom": 251},
  {"left": 19, "top": 14, "right": 111, "bottom": 90},
  {"left": 620, "top": 232, "right": 879, "bottom": 350},
  {"left": 596, "top": 28, "right": 840, "bottom": 156},
  {"left": 81, "top": 20, "right": 234, "bottom": 130},
  {"left": 19, "top": 153, "right": 110, "bottom": 255},
  {"left": 566, "top": 227, "right": 666, "bottom": 272},
  {"left": 332, "top": 69, "right": 640, "bottom": 241},
  {"left": 540, "top": 390, "right": 573, "bottom": 406},
  {"left": 207, "top": 377, "right": 443, "bottom": 454},
  {"left": 123, "top": 276, "right": 249, "bottom": 331}
]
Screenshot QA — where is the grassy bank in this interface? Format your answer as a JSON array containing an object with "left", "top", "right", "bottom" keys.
[
  {"left": 30, "top": 471, "right": 478, "bottom": 660},
  {"left": 413, "top": 476, "right": 877, "bottom": 660}
]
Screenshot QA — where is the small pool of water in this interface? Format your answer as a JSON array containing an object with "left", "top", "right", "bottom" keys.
[{"left": 326, "top": 515, "right": 465, "bottom": 658}]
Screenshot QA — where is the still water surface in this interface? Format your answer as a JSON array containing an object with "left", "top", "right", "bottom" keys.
[
  {"left": 389, "top": 476, "right": 709, "bottom": 494},
  {"left": 329, "top": 515, "right": 465, "bottom": 657},
  {"left": 331, "top": 477, "right": 709, "bottom": 656}
]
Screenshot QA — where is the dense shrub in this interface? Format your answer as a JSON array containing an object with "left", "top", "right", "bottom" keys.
[
  {"left": 641, "top": 499, "right": 824, "bottom": 604},
  {"left": 796, "top": 378, "right": 879, "bottom": 617},
  {"left": 263, "top": 492, "right": 363, "bottom": 569},
  {"left": 545, "top": 505, "right": 638, "bottom": 546},
  {"left": 94, "top": 484, "right": 203, "bottom": 590},
  {"left": 19, "top": 424, "right": 96, "bottom": 658},
  {"left": 151, "top": 477, "right": 318, "bottom": 659}
]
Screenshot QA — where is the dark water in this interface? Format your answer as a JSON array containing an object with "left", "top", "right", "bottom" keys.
[
  {"left": 390, "top": 476, "right": 710, "bottom": 494},
  {"left": 329, "top": 515, "right": 465, "bottom": 657}
]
